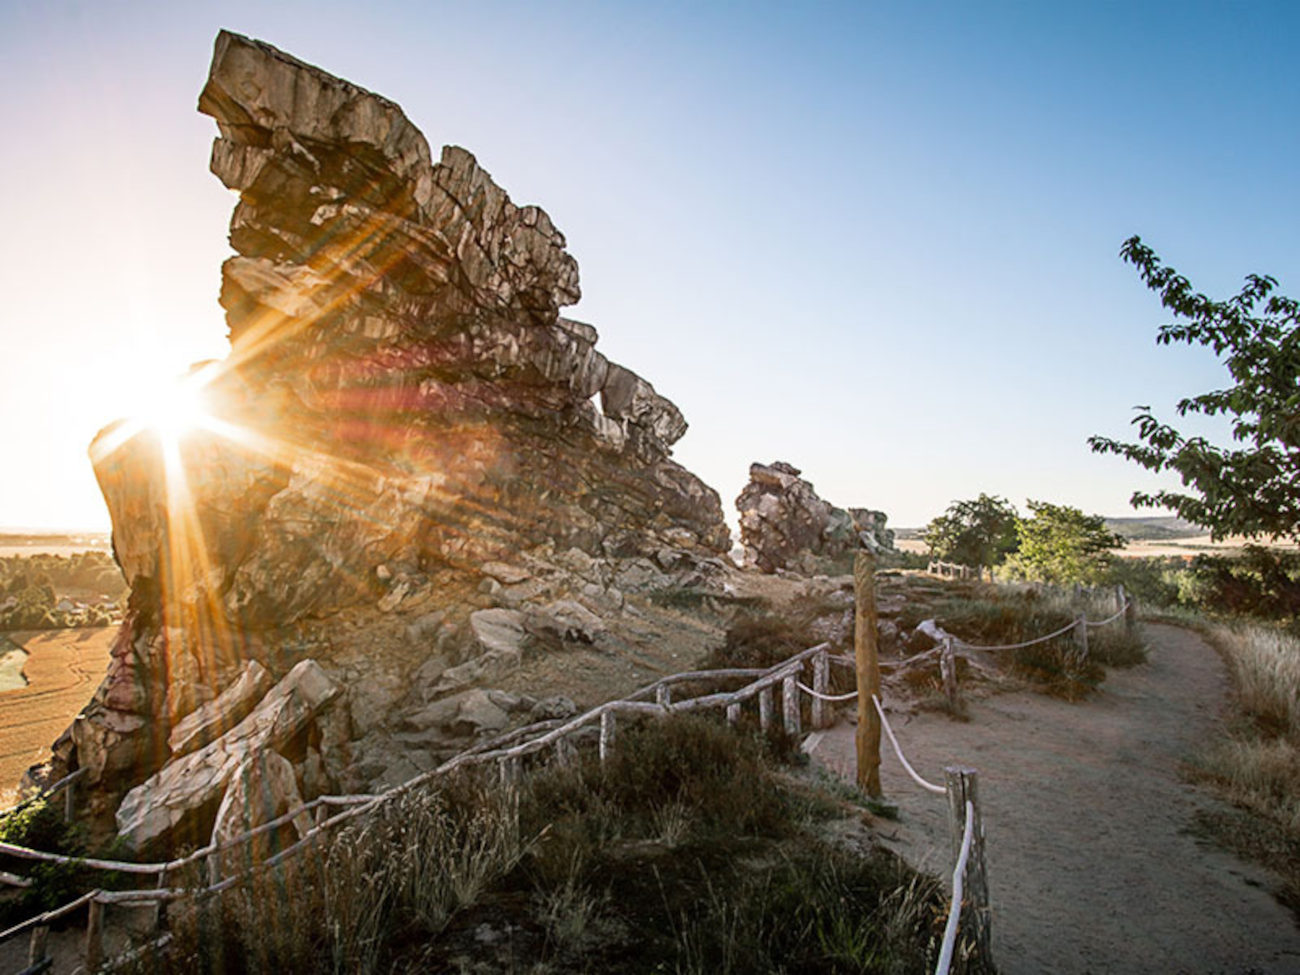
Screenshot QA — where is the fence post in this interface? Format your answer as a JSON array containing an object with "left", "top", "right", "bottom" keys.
[
  {"left": 555, "top": 737, "right": 576, "bottom": 766},
  {"left": 1122, "top": 586, "right": 1136, "bottom": 636},
  {"left": 782, "top": 673, "right": 801, "bottom": 737},
  {"left": 656, "top": 684, "right": 671, "bottom": 708},
  {"left": 28, "top": 924, "right": 49, "bottom": 968},
  {"left": 941, "top": 636, "right": 959, "bottom": 711},
  {"left": 854, "top": 551, "right": 882, "bottom": 797},
  {"left": 811, "top": 650, "right": 829, "bottom": 729},
  {"left": 1073, "top": 615, "right": 1089, "bottom": 662},
  {"left": 63, "top": 777, "right": 75, "bottom": 824},
  {"left": 726, "top": 702, "right": 740, "bottom": 725},
  {"left": 944, "top": 767, "right": 994, "bottom": 974},
  {"left": 599, "top": 710, "right": 616, "bottom": 764},
  {"left": 85, "top": 896, "right": 105, "bottom": 972},
  {"left": 759, "top": 686, "right": 774, "bottom": 731}
]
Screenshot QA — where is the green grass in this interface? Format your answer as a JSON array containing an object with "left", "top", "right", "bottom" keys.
[{"left": 123, "top": 715, "right": 945, "bottom": 974}]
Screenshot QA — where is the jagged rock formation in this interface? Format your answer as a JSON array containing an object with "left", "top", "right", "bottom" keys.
[
  {"left": 736, "top": 461, "right": 894, "bottom": 574},
  {"left": 61, "top": 31, "right": 736, "bottom": 850}
]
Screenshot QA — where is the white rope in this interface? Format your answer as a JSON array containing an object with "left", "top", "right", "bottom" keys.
[
  {"left": 955, "top": 617, "right": 1078, "bottom": 652},
  {"left": 871, "top": 695, "right": 946, "bottom": 795},
  {"left": 1085, "top": 602, "right": 1129, "bottom": 628},
  {"left": 795, "top": 680, "right": 859, "bottom": 702},
  {"left": 935, "top": 799, "right": 976, "bottom": 975}
]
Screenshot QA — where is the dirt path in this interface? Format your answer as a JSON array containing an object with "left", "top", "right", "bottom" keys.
[
  {"left": 809, "top": 623, "right": 1300, "bottom": 974},
  {"left": 0, "top": 627, "right": 115, "bottom": 803}
]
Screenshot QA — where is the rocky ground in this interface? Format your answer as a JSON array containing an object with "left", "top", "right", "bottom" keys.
[{"left": 810, "top": 622, "right": 1300, "bottom": 974}]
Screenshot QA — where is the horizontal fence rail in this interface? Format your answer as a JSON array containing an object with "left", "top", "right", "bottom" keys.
[{"left": 1, "top": 574, "right": 1137, "bottom": 974}]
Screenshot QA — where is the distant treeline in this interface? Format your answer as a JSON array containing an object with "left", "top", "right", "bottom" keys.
[{"left": 0, "top": 551, "right": 125, "bottom": 630}]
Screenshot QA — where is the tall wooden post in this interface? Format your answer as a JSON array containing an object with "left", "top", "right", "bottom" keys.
[
  {"left": 781, "top": 673, "right": 801, "bottom": 737},
  {"left": 85, "top": 896, "right": 105, "bottom": 972},
  {"left": 811, "top": 651, "right": 829, "bottom": 729},
  {"left": 1122, "top": 585, "right": 1136, "bottom": 636},
  {"left": 945, "top": 767, "right": 994, "bottom": 974},
  {"left": 656, "top": 685, "right": 671, "bottom": 708},
  {"left": 854, "top": 551, "right": 882, "bottom": 797},
  {"left": 27, "top": 924, "right": 49, "bottom": 968},
  {"left": 599, "top": 710, "right": 616, "bottom": 764},
  {"left": 759, "top": 686, "right": 774, "bottom": 731},
  {"left": 1073, "top": 615, "right": 1089, "bottom": 662},
  {"left": 726, "top": 702, "right": 740, "bottom": 725},
  {"left": 940, "top": 636, "right": 959, "bottom": 711}
]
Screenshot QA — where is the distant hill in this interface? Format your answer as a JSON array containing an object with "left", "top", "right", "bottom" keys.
[
  {"left": 1103, "top": 516, "right": 1201, "bottom": 541},
  {"left": 896, "top": 516, "right": 1203, "bottom": 544}
]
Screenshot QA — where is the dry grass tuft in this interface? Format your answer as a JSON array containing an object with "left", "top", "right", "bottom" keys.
[{"left": 1188, "top": 621, "right": 1300, "bottom": 915}]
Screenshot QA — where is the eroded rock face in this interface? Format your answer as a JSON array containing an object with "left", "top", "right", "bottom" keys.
[
  {"left": 736, "top": 461, "right": 894, "bottom": 574},
  {"left": 115, "top": 659, "right": 338, "bottom": 851},
  {"left": 92, "top": 30, "right": 728, "bottom": 632},
  {"left": 67, "top": 31, "right": 736, "bottom": 847}
]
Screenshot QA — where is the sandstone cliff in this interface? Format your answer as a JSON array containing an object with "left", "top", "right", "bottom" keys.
[{"left": 60, "top": 31, "right": 735, "bottom": 849}]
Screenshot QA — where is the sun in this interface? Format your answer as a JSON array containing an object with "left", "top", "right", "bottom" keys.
[{"left": 136, "top": 374, "right": 214, "bottom": 443}]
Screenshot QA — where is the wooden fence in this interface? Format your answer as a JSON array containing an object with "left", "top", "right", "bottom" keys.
[{"left": 0, "top": 565, "right": 1136, "bottom": 975}]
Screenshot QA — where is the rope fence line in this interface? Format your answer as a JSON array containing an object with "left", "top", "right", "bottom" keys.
[
  {"left": 870, "top": 694, "right": 947, "bottom": 795},
  {"left": 936, "top": 799, "right": 977, "bottom": 975},
  {"left": 0, "top": 642, "right": 839, "bottom": 972},
  {"left": 1, "top": 571, "right": 1138, "bottom": 974}
]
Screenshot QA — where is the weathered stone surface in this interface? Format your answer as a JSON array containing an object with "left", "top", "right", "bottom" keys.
[
  {"left": 210, "top": 749, "right": 310, "bottom": 874},
  {"left": 115, "top": 660, "right": 338, "bottom": 851},
  {"left": 168, "top": 660, "right": 273, "bottom": 758},
  {"left": 90, "top": 29, "right": 728, "bottom": 633},
  {"left": 524, "top": 599, "right": 605, "bottom": 643},
  {"left": 66, "top": 31, "right": 744, "bottom": 822},
  {"left": 736, "top": 462, "right": 894, "bottom": 574}
]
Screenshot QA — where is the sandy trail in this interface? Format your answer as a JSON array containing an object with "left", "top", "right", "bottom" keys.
[
  {"left": 809, "top": 623, "right": 1300, "bottom": 974},
  {"left": 0, "top": 627, "right": 114, "bottom": 801}
]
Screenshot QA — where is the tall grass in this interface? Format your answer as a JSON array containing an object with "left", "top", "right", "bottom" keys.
[
  {"left": 124, "top": 715, "right": 945, "bottom": 974},
  {"left": 1191, "top": 622, "right": 1300, "bottom": 912},
  {"left": 896, "top": 585, "right": 1145, "bottom": 700}
]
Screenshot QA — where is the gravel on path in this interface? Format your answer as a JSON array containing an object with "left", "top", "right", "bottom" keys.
[{"left": 809, "top": 623, "right": 1300, "bottom": 975}]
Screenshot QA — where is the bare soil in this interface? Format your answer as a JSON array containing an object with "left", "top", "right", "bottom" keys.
[
  {"left": 810, "top": 623, "right": 1300, "bottom": 974},
  {"left": 0, "top": 627, "right": 115, "bottom": 804}
]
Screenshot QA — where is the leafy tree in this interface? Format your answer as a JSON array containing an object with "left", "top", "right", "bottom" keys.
[
  {"left": 1090, "top": 236, "right": 1300, "bottom": 540},
  {"left": 1004, "top": 500, "right": 1125, "bottom": 585},
  {"left": 921, "top": 494, "right": 1020, "bottom": 568}
]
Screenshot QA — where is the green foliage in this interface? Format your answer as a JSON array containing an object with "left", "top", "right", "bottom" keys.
[
  {"left": 1090, "top": 236, "right": 1300, "bottom": 540},
  {"left": 0, "top": 796, "right": 91, "bottom": 929},
  {"left": 1003, "top": 500, "right": 1125, "bottom": 585},
  {"left": 1104, "top": 549, "right": 1300, "bottom": 625},
  {"left": 1180, "top": 547, "right": 1300, "bottom": 620},
  {"left": 921, "top": 493, "right": 1020, "bottom": 568}
]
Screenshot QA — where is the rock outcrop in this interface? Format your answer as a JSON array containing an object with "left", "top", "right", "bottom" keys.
[
  {"left": 736, "top": 461, "right": 894, "bottom": 574},
  {"left": 62, "top": 31, "right": 737, "bottom": 850}
]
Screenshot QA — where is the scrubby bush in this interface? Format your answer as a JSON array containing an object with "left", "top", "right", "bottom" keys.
[{"left": 125, "top": 716, "right": 944, "bottom": 974}]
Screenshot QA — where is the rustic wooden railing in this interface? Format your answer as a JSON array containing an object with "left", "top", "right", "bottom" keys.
[{"left": 1, "top": 571, "right": 1135, "bottom": 974}]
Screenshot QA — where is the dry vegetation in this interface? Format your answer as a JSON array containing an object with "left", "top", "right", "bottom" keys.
[
  {"left": 117, "top": 715, "right": 945, "bottom": 974},
  {"left": 1186, "top": 622, "right": 1300, "bottom": 913}
]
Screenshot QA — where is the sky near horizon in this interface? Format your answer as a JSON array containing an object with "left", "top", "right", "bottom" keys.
[{"left": 1, "top": 1, "right": 1296, "bottom": 532}]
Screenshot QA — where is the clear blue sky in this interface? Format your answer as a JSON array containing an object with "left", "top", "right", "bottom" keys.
[{"left": 1, "top": 0, "right": 1296, "bottom": 531}]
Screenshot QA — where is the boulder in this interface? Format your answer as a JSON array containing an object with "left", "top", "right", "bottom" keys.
[
  {"left": 168, "top": 660, "right": 273, "bottom": 758},
  {"left": 524, "top": 600, "right": 605, "bottom": 643},
  {"left": 736, "top": 461, "right": 894, "bottom": 574},
  {"left": 115, "top": 660, "right": 338, "bottom": 851},
  {"left": 210, "top": 749, "right": 310, "bottom": 875}
]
